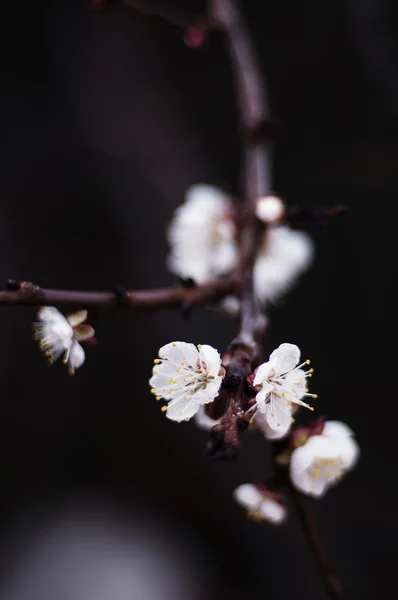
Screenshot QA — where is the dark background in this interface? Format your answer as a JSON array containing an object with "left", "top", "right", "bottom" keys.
[{"left": 0, "top": 1, "right": 396, "bottom": 598}]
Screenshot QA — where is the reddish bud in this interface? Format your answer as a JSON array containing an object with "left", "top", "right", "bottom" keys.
[{"left": 184, "top": 26, "right": 207, "bottom": 49}]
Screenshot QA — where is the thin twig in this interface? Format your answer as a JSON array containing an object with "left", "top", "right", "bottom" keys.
[
  {"left": 289, "top": 484, "right": 343, "bottom": 600},
  {"left": 0, "top": 274, "right": 240, "bottom": 309},
  {"left": 210, "top": 0, "right": 270, "bottom": 347},
  {"left": 214, "top": 1, "right": 344, "bottom": 596}
]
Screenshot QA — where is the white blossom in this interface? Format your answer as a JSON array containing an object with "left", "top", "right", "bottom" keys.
[
  {"left": 255, "top": 195, "right": 285, "bottom": 224},
  {"left": 149, "top": 342, "right": 224, "bottom": 422},
  {"left": 290, "top": 420, "right": 360, "bottom": 498},
  {"left": 34, "top": 307, "right": 94, "bottom": 374},
  {"left": 233, "top": 484, "right": 287, "bottom": 525},
  {"left": 253, "top": 343, "right": 316, "bottom": 434},
  {"left": 166, "top": 184, "right": 238, "bottom": 284},
  {"left": 254, "top": 225, "right": 314, "bottom": 305}
]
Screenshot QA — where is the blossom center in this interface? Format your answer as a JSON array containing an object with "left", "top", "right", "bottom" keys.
[{"left": 309, "top": 456, "right": 344, "bottom": 481}]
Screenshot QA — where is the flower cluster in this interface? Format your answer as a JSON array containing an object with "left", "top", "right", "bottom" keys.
[
  {"left": 166, "top": 184, "right": 314, "bottom": 307},
  {"left": 148, "top": 340, "right": 359, "bottom": 516}
]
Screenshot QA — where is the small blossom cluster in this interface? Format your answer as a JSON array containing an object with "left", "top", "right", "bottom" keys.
[
  {"left": 166, "top": 184, "right": 314, "bottom": 307},
  {"left": 148, "top": 340, "right": 360, "bottom": 521}
]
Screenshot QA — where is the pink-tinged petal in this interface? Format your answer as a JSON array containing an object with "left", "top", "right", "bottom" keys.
[
  {"left": 74, "top": 325, "right": 95, "bottom": 342},
  {"left": 66, "top": 310, "right": 88, "bottom": 328}
]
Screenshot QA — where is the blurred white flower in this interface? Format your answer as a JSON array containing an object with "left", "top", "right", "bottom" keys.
[
  {"left": 290, "top": 420, "right": 360, "bottom": 497},
  {"left": 149, "top": 342, "right": 224, "bottom": 422},
  {"left": 253, "top": 343, "right": 316, "bottom": 434},
  {"left": 34, "top": 307, "right": 94, "bottom": 374},
  {"left": 254, "top": 225, "right": 314, "bottom": 305},
  {"left": 233, "top": 484, "right": 287, "bottom": 525},
  {"left": 166, "top": 184, "right": 238, "bottom": 284},
  {"left": 255, "top": 195, "right": 285, "bottom": 224},
  {"left": 194, "top": 405, "right": 221, "bottom": 430}
]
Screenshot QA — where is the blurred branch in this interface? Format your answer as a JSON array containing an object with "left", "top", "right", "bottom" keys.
[
  {"left": 210, "top": 0, "right": 270, "bottom": 347},
  {"left": 213, "top": 1, "right": 343, "bottom": 597},
  {"left": 0, "top": 275, "right": 239, "bottom": 310},
  {"left": 289, "top": 484, "right": 342, "bottom": 600}
]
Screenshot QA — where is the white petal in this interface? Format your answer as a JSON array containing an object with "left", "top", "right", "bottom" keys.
[
  {"left": 185, "top": 184, "right": 232, "bottom": 211},
  {"left": 254, "top": 410, "right": 291, "bottom": 440},
  {"left": 322, "top": 420, "right": 354, "bottom": 439},
  {"left": 264, "top": 393, "right": 293, "bottom": 432},
  {"left": 253, "top": 359, "right": 277, "bottom": 386},
  {"left": 259, "top": 498, "right": 287, "bottom": 524},
  {"left": 254, "top": 383, "right": 274, "bottom": 413},
  {"left": 68, "top": 341, "right": 85, "bottom": 371},
  {"left": 200, "top": 379, "right": 223, "bottom": 404},
  {"left": 254, "top": 226, "right": 314, "bottom": 304},
  {"left": 269, "top": 343, "right": 300, "bottom": 374},
  {"left": 158, "top": 342, "right": 198, "bottom": 366},
  {"left": 194, "top": 406, "right": 220, "bottom": 430},
  {"left": 38, "top": 306, "right": 68, "bottom": 325},
  {"left": 284, "top": 368, "right": 307, "bottom": 401},
  {"left": 233, "top": 484, "right": 263, "bottom": 511},
  {"left": 165, "top": 393, "right": 200, "bottom": 422},
  {"left": 321, "top": 421, "right": 360, "bottom": 470},
  {"left": 198, "top": 344, "right": 222, "bottom": 376},
  {"left": 331, "top": 436, "right": 360, "bottom": 471},
  {"left": 290, "top": 435, "right": 334, "bottom": 473}
]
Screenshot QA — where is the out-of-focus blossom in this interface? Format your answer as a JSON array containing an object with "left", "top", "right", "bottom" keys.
[
  {"left": 167, "top": 184, "right": 238, "bottom": 284},
  {"left": 290, "top": 420, "right": 360, "bottom": 497},
  {"left": 255, "top": 194, "right": 285, "bottom": 224},
  {"left": 34, "top": 307, "right": 94, "bottom": 374},
  {"left": 194, "top": 405, "right": 221, "bottom": 430},
  {"left": 149, "top": 342, "right": 224, "bottom": 422},
  {"left": 253, "top": 343, "right": 316, "bottom": 434},
  {"left": 233, "top": 484, "right": 287, "bottom": 525},
  {"left": 254, "top": 225, "right": 314, "bottom": 305}
]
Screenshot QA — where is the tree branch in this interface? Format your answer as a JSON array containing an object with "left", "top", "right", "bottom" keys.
[
  {"left": 210, "top": 0, "right": 270, "bottom": 347},
  {"left": 289, "top": 484, "right": 342, "bottom": 600},
  {"left": 0, "top": 274, "right": 240, "bottom": 310},
  {"left": 212, "top": 2, "right": 343, "bottom": 597}
]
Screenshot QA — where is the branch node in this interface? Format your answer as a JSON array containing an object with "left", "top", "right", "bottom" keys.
[
  {"left": 114, "top": 286, "right": 131, "bottom": 306},
  {"left": 6, "top": 279, "right": 20, "bottom": 291}
]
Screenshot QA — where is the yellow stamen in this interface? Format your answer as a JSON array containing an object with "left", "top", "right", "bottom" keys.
[{"left": 161, "top": 406, "right": 167, "bottom": 412}]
